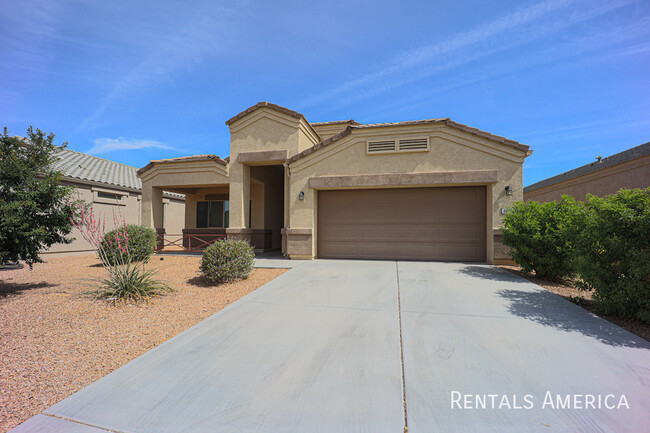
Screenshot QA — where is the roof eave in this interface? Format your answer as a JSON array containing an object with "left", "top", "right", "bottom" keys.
[
  {"left": 225, "top": 102, "right": 303, "bottom": 126},
  {"left": 137, "top": 155, "right": 227, "bottom": 177}
]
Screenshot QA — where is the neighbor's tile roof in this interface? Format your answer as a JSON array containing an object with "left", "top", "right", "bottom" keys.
[
  {"left": 524, "top": 141, "right": 650, "bottom": 193},
  {"left": 53, "top": 147, "right": 141, "bottom": 190},
  {"left": 286, "top": 118, "right": 529, "bottom": 164},
  {"left": 51, "top": 147, "right": 184, "bottom": 198}
]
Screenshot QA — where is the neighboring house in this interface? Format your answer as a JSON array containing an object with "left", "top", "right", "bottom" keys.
[
  {"left": 524, "top": 142, "right": 650, "bottom": 203},
  {"left": 44, "top": 147, "right": 185, "bottom": 254},
  {"left": 138, "top": 102, "right": 532, "bottom": 263}
]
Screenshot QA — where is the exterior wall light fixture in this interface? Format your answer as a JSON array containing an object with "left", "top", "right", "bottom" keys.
[
  {"left": 505, "top": 186, "right": 513, "bottom": 196},
  {"left": 299, "top": 191, "right": 305, "bottom": 201}
]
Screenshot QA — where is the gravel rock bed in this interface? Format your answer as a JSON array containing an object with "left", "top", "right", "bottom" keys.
[{"left": 0, "top": 254, "right": 287, "bottom": 432}]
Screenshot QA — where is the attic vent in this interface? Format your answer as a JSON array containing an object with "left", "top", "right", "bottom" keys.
[
  {"left": 398, "top": 138, "right": 429, "bottom": 151},
  {"left": 367, "top": 140, "right": 397, "bottom": 153}
]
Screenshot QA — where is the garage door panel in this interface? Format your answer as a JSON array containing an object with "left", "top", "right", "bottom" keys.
[
  {"left": 317, "top": 242, "right": 358, "bottom": 257},
  {"left": 317, "top": 225, "right": 357, "bottom": 241},
  {"left": 318, "top": 187, "right": 486, "bottom": 261},
  {"left": 356, "top": 225, "right": 400, "bottom": 239},
  {"left": 394, "top": 223, "right": 483, "bottom": 240},
  {"left": 356, "top": 243, "right": 402, "bottom": 258}
]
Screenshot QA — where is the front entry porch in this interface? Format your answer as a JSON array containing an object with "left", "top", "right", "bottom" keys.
[{"left": 139, "top": 156, "right": 285, "bottom": 253}]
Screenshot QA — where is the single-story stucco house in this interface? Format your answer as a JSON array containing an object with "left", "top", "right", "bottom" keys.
[
  {"left": 45, "top": 147, "right": 185, "bottom": 254},
  {"left": 524, "top": 141, "right": 650, "bottom": 202},
  {"left": 137, "top": 102, "right": 532, "bottom": 263}
]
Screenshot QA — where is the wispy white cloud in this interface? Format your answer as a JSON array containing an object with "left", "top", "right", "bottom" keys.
[
  {"left": 356, "top": 15, "right": 650, "bottom": 122},
  {"left": 87, "top": 137, "right": 178, "bottom": 154},
  {"left": 301, "top": 0, "right": 637, "bottom": 110},
  {"left": 76, "top": 2, "right": 246, "bottom": 131}
]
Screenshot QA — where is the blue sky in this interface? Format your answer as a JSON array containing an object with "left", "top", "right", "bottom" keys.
[{"left": 1, "top": 0, "right": 648, "bottom": 186}]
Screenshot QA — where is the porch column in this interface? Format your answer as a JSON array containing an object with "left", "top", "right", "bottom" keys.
[
  {"left": 141, "top": 183, "right": 164, "bottom": 229},
  {"left": 226, "top": 161, "right": 252, "bottom": 243}
]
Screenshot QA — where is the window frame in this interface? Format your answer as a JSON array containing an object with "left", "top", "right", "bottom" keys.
[
  {"left": 196, "top": 200, "right": 229, "bottom": 228},
  {"left": 92, "top": 187, "right": 126, "bottom": 206}
]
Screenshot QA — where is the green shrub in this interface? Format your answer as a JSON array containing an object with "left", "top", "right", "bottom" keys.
[
  {"left": 502, "top": 196, "right": 580, "bottom": 280},
  {"left": 573, "top": 189, "right": 650, "bottom": 321},
  {"left": 200, "top": 239, "right": 254, "bottom": 284},
  {"left": 100, "top": 224, "right": 157, "bottom": 265}
]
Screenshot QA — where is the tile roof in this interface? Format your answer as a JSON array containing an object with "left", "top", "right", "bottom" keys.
[
  {"left": 286, "top": 118, "right": 529, "bottom": 164},
  {"left": 310, "top": 119, "right": 360, "bottom": 126},
  {"left": 524, "top": 142, "right": 650, "bottom": 192},
  {"left": 136, "top": 154, "right": 227, "bottom": 176},
  {"left": 51, "top": 147, "right": 184, "bottom": 198},
  {"left": 53, "top": 147, "right": 141, "bottom": 190},
  {"left": 225, "top": 102, "right": 304, "bottom": 126}
]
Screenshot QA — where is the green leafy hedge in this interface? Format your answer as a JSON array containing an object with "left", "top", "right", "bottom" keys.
[
  {"left": 200, "top": 239, "right": 255, "bottom": 284},
  {"left": 502, "top": 196, "right": 579, "bottom": 280},
  {"left": 100, "top": 224, "right": 157, "bottom": 265},
  {"left": 572, "top": 189, "right": 650, "bottom": 321},
  {"left": 502, "top": 188, "right": 650, "bottom": 321}
]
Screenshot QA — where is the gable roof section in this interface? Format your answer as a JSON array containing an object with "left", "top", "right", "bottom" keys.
[
  {"left": 53, "top": 147, "right": 141, "bottom": 190},
  {"left": 286, "top": 118, "right": 529, "bottom": 164},
  {"left": 525, "top": 141, "right": 650, "bottom": 193},
  {"left": 225, "top": 101, "right": 322, "bottom": 144},
  {"left": 225, "top": 102, "right": 304, "bottom": 126},
  {"left": 137, "top": 154, "right": 227, "bottom": 176}
]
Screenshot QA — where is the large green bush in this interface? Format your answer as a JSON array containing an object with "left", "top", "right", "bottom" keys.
[
  {"left": 100, "top": 224, "right": 157, "bottom": 265},
  {"left": 502, "top": 196, "right": 579, "bottom": 280},
  {"left": 200, "top": 239, "right": 255, "bottom": 284},
  {"left": 573, "top": 189, "right": 650, "bottom": 321}
]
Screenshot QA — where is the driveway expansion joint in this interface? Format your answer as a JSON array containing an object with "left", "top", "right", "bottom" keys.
[
  {"left": 395, "top": 261, "right": 409, "bottom": 433},
  {"left": 43, "top": 413, "right": 126, "bottom": 433}
]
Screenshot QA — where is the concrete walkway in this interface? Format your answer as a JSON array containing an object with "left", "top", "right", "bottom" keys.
[{"left": 11, "top": 261, "right": 650, "bottom": 433}]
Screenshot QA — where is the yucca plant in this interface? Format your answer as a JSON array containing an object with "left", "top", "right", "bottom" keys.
[
  {"left": 70, "top": 198, "right": 172, "bottom": 302},
  {"left": 93, "top": 261, "right": 172, "bottom": 302}
]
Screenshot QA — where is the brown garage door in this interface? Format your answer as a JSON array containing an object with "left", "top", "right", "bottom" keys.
[{"left": 317, "top": 187, "right": 486, "bottom": 261}]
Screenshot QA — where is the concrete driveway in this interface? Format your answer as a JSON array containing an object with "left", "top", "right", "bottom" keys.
[{"left": 11, "top": 261, "right": 650, "bottom": 433}]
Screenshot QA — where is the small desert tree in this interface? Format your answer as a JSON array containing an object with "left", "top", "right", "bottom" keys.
[{"left": 0, "top": 127, "right": 74, "bottom": 267}]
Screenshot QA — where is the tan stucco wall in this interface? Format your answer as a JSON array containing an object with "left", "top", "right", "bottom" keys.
[
  {"left": 45, "top": 182, "right": 184, "bottom": 254},
  {"left": 524, "top": 154, "right": 650, "bottom": 202},
  {"left": 286, "top": 124, "right": 528, "bottom": 261},
  {"left": 228, "top": 108, "right": 306, "bottom": 230},
  {"left": 298, "top": 118, "right": 321, "bottom": 153},
  {"left": 163, "top": 198, "right": 185, "bottom": 234},
  {"left": 229, "top": 110, "right": 301, "bottom": 158}
]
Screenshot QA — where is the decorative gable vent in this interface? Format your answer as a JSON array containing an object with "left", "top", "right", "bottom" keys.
[
  {"left": 367, "top": 140, "right": 397, "bottom": 153},
  {"left": 398, "top": 138, "right": 429, "bottom": 152}
]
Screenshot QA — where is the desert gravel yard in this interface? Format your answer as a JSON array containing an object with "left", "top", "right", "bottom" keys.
[{"left": 0, "top": 254, "right": 287, "bottom": 432}]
